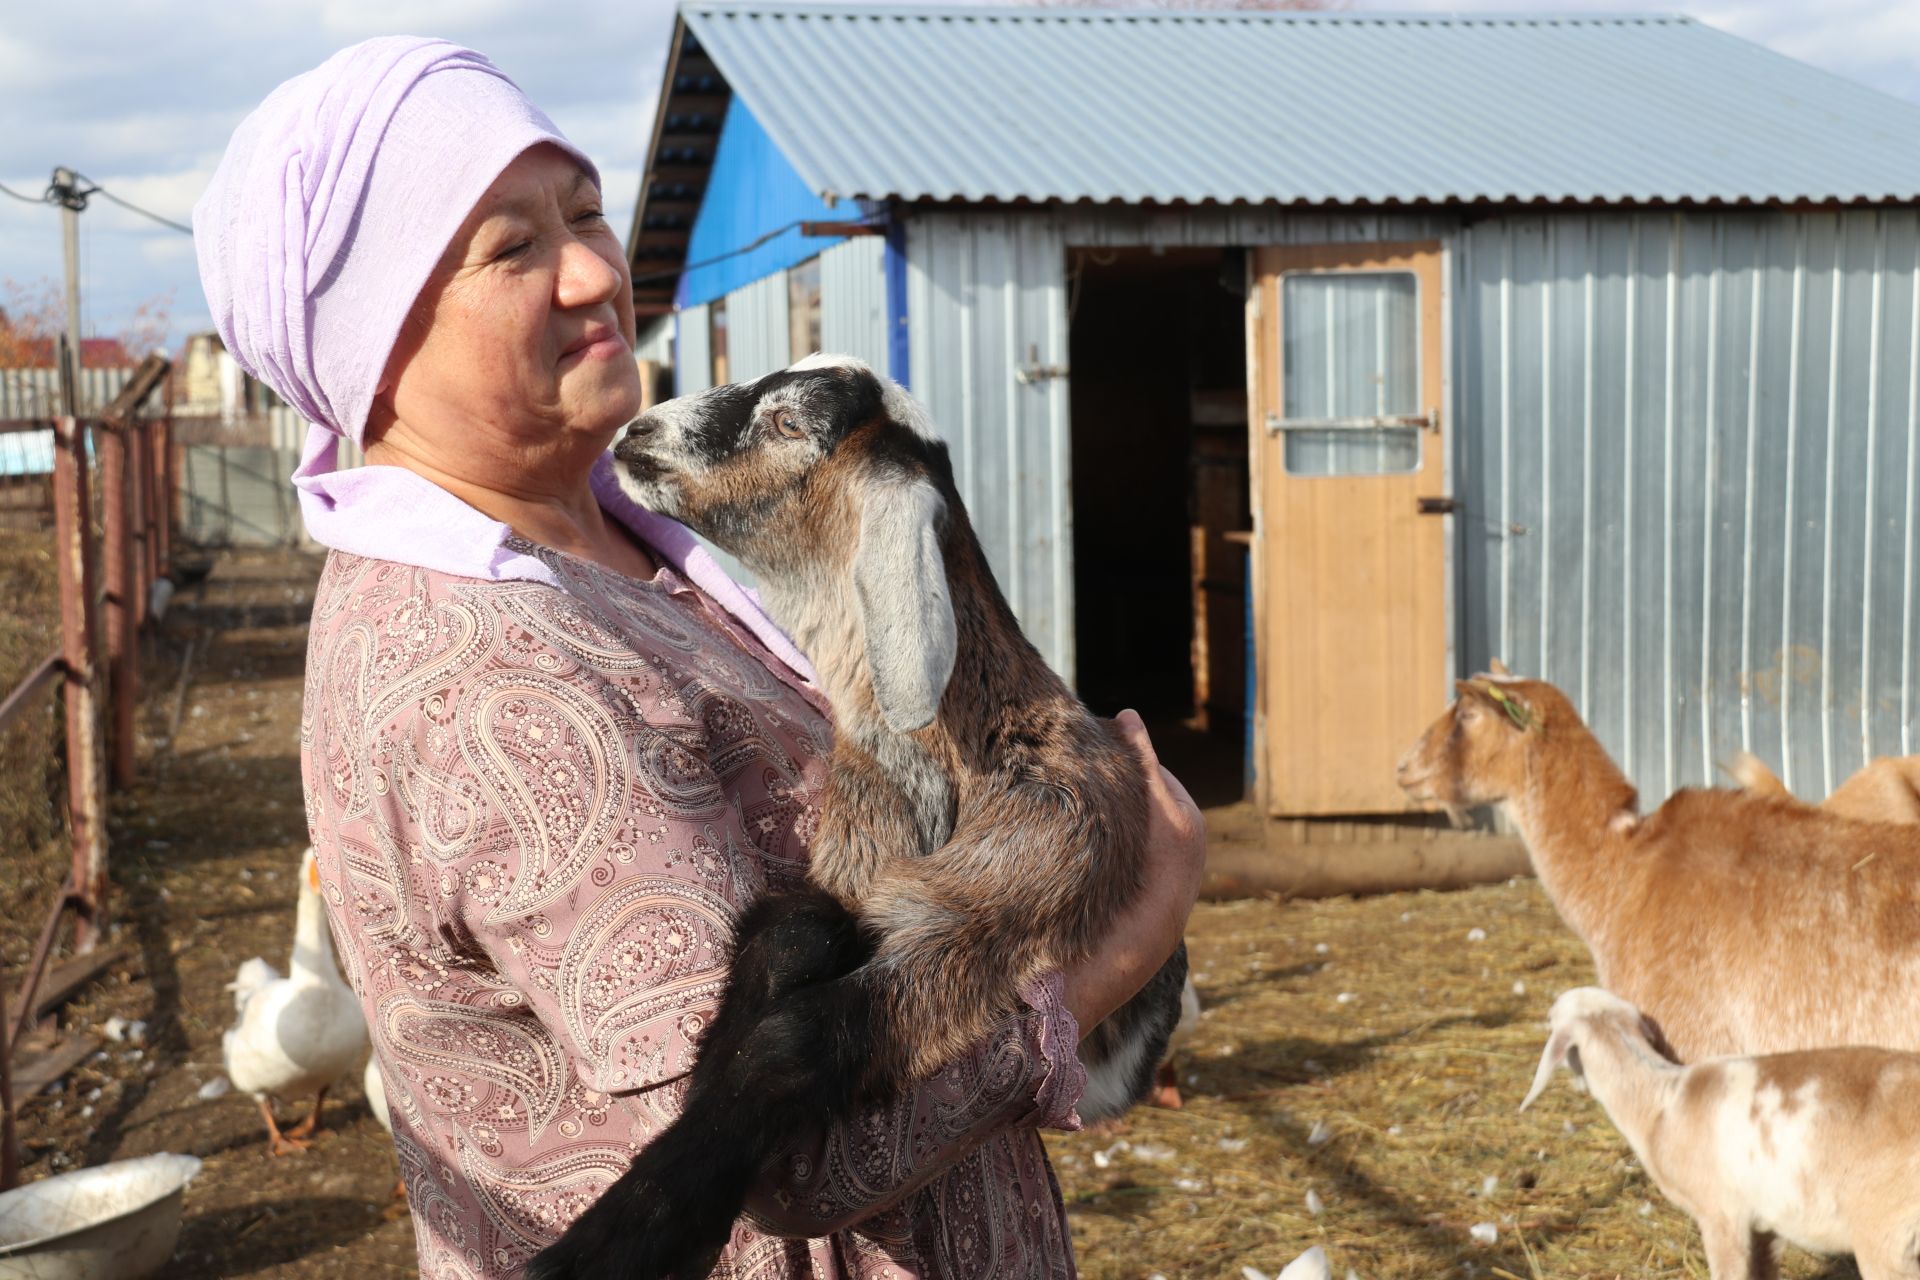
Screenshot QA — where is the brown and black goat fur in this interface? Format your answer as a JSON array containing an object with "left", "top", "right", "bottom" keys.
[{"left": 528, "top": 354, "right": 1188, "bottom": 1280}]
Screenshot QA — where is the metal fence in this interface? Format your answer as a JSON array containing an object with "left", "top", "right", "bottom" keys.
[
  {"left": 0, "top": 357, "right": 173, "bottom": 1190},
  {"left": 0, "top": 367, "right": 133, "bottom": 423}
]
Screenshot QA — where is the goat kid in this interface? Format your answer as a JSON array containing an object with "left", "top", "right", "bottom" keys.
[
  {"left": 1396, "top": 667, "right": 1920, "bottom": 1063},
  {"left": 1524, "top": 988, "right": 1920, "bottom": 1280},
  {"left": 528, "top": 355, "right": 1188, "bottom": 1279}
]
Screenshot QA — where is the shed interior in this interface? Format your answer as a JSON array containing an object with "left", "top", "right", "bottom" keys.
[{"left": 1067, "top": 246, "right": 1250, "bottom": 805}]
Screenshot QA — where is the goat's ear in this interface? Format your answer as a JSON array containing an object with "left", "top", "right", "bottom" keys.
[
  {"left": 1639, "top": 1012, "right": 1681, "bottom": 1065},
  {"left": 1520, "top": 1023, "right": 1576, "bottom": 1112},
  {"left": 855, "top": 476, "right": 957, "bottom": 733}
]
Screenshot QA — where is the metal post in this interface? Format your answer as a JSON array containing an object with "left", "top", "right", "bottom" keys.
[
  {"left": 100, "top": 422, "right": 136, "bottom": 788},
  {"left": 129, "top": 420, "right": 149, "bottom": 629},
  {"left": 155, "top": 415, "right": 172, "bottom": 578},
  {"left": 53, "top": 417, "right": 107, "bottom": 950},
  {"left": 135, "top": 420, "right": 157, "bottom": 613},
  {"left": 54, "top": 168, "right": 83, "bottom": 418}
]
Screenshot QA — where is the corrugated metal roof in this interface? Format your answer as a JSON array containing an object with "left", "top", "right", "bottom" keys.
[{"left": 680, "top": 3, "right": 1920, "bottom": 207}]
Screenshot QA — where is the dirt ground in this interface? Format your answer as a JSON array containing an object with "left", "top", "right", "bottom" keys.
[{"left": 3, "top": 547, "right": 1864, "bottom": 1279}]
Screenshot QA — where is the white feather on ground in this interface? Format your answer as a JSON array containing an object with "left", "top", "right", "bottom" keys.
[{"left": 1242, "top": 1246, "right": 1332, "bottom": 1280}]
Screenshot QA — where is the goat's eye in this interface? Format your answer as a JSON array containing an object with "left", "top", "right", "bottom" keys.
[{"left": 771, "top": 409, "right": 805, "bottom": 439}]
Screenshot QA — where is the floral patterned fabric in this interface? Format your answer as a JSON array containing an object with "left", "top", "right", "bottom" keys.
[{"left": 300, "top": 538, "right": 1086, "bottom": 1279}]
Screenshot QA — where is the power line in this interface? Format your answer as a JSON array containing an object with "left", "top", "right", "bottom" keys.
[
  {"left": 0, "top": 179, "right": 44, "bottom": 205},
  {"left": 631, "top": 217, "right": 883, "bottom": 287},
  {"left": 70, "top": 174, "right": 193, "bottom": 235}
]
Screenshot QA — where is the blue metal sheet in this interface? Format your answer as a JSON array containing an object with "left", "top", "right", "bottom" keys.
[
  {"left": 677, "top": 97, "right": 867, "bottom": 309},
  {"left": 682, "top": 4, "right": 1920, "bottom": 209}
]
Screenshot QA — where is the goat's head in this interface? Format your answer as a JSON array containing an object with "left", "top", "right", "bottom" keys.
[
  {"left": 613, "top": 354, "right": 956, "bottom": 733},
  {"left": 1521, "top": 986, "right": 1677, "bottom": 1111},
  {"left": 1394, "top": 660, "right": 1569, "bottom": 814}
]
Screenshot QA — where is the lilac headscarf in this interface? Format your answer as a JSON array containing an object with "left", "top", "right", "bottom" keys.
[{"left": 192, "top": 36, "right": 596, "bottom": 507}]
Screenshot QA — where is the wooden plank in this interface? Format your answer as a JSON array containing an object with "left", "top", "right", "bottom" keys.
[
  {"left": 12, "top": 1034, "right": 101, "bottom": 1097},
  {"left": 99, "top": 354, "right": 170, "bottom": 427},
  {"left": 4, "top": 947, "right": 128, "bottom": 1031}
]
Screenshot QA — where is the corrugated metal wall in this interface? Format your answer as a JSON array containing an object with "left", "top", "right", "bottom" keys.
[
  {"left": 1456, "top": 208, "right": 1920, "bottom": 801},
  {"left": 821, "top": 236, "right": 891, "bottom": 373},
  {"left": 724, "top": 270, "right": 792, "bottom": 381},
  {"left": 902, "top": 208, "right": 1456, "bottom": 685},
  {"left": 676, "top": 303, "right": 714, "bottom": 395},
  {"left": 0, "top": 366, "right": 138, "bottom": 427},
  {"left": 635, "top": 316, "right": 673, "bottom": 365},
  {"left": 906, "top": 213, "right": 1076, "bottom": 679},
  {"left": 662, "top": 203, "right": 1920, "bottom": 809}
]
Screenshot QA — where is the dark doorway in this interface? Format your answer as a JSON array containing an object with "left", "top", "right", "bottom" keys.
[{"left": 1068, "top": 247, "right": 1250, "bottom": 805}]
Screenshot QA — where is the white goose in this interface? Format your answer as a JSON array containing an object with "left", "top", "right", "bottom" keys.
[{"left": 222, "top": 847, "right": 367, "bottom": 1155}]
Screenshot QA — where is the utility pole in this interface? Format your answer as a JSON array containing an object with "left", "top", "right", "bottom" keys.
[{"left": 49, "top": 168, "right": 89, "bottom": 414}]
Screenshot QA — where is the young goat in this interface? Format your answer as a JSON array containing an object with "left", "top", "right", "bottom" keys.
[
  {"left": 1730, "top": 751, "right": 1920, "bottom": 826},
  {"left": 1396, "top": 670, "right": 1920, "bottom": 1062},
  {"left": 1524, "top": 988, "right": 1920, "bottom": 1280},
  {"left": 529, "top": 355, "right": 1188, "bottom": 1279}
]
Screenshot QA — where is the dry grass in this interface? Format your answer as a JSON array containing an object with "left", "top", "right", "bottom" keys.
[
  {"left": 1052, "top": 883, "right": 1862, "bottom": 1280},
  {"left": 0, "top": 525, "right": 66, "bottom": 967}
]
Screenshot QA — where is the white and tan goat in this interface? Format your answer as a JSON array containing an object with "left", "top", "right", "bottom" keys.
[
  {"left": 1397, "top": 669, "right": 1920, "bottom": 1062},
  {"left": 1525, "top": 988, "right": 1920, "bottom": 1280}
]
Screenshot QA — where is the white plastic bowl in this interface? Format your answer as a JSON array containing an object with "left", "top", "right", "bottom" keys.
[{"left": 0, "top": 1155, "right": 201, "bottom": 1280}]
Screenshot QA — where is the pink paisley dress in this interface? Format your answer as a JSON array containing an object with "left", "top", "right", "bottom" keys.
[{"left": 300, "top": 532, "right": 1086, "bottom": 1280}]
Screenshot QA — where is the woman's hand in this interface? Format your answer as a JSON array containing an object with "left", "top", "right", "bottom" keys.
[{"left": 1060, "top": 710, "right": 1207, "bottom": 1034}]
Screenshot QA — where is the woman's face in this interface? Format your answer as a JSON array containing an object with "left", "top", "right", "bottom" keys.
[{"left": 376, "top": 144, "right": 642, "bottom": 474}]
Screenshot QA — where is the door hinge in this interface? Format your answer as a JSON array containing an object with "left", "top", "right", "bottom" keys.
[
  {"left": 1416, "top": 496, "right": 1460, "bottom": 516},
  {"left": 1015, "top": 342, "right": 1069, "bottom": 384}
]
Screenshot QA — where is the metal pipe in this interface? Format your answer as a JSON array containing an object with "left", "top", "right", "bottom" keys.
[
  {"left": 53, "top": 417, "right": 106, "bottom": 950},
  {"left": 0, "top": 653, "right": 64, "bottom": 737},
  {"left": 100, "top": 422, "right": 136, "bottom": 789}
]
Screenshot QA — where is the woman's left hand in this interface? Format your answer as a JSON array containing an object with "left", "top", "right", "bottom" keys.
[{"left": 1059, "top": 709, "right": 1206, "bottom": 1032}]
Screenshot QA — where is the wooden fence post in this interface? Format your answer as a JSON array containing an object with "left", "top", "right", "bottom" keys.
[
  {"left": 100, "top": 422, "right": 137, "bottom": 790},
  {"left": 53, "top": 417, "right": 107, "bottom": 950}
]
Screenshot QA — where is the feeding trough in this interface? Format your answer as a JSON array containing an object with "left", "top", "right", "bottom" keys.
[{"left": 0, "top": 1154, "right": 201, "bottom": 1280}]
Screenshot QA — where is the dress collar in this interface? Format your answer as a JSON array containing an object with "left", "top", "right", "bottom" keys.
[{"left": 293, "top": 448, "right": 819, "bottom": 686}]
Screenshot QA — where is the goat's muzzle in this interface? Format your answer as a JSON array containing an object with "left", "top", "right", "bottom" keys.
[{"left": 614, "top": 417, "right": 664, "bottom": 480}]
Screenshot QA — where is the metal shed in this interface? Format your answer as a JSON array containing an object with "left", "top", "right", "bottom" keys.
[{"left": 629, "top": 3, "right": 1920, "bottom": 817}]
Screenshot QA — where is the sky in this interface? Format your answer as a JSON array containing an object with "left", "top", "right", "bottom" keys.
[{"left": 2, "top": 0, "right": 1917, "bottom": 359}]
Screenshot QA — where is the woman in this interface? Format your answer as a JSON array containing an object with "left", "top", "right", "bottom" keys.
[{"left": 196, "top": 37, "right": 1205, "bottom": 1280}]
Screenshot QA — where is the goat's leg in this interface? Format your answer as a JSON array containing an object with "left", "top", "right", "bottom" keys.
[
  {"left": 1695, "top": 1218, "right": 1776, "bottom": 1280},
  {"left": 812, "top": 753, "right": 929, "bottom": 907},
  {"left": 528, "top": 923, "right": 887, "bottom": 1280},
  {"left": 1852, "top": 1231, "right": 1920, "bottom": 1280},
  {"left": 692, "top": 887, "right": 874, "bottom": 1086}
]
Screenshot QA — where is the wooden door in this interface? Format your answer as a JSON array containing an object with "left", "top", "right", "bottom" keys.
[{"left": 1251, "top": 243, "right": 1448, "bottom": 815}]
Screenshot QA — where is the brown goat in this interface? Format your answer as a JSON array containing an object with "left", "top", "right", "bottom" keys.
[
  {"left": 531, "top": 354, "right": 1187, "bottom": 1280},
  {"left": 1396, "top": 670, "right": 1920, "bottom": 1063},
  {"left": 1730, "top": 751, "right": 1920, "bottom": 826}
]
